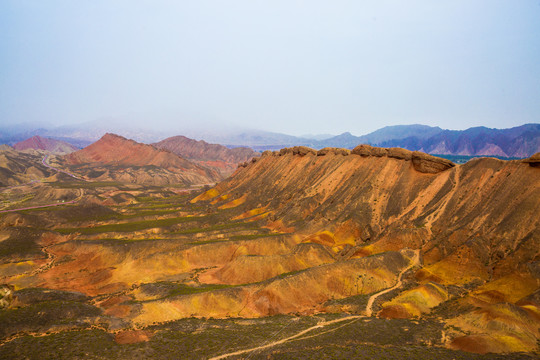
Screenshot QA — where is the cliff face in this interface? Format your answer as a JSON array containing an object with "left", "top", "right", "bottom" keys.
[
  {"left": 153, "top": 135, "right": 258, "bottom": 176},
  {"left": 63, "top": 133, "right": 221, "bottom": 185}
]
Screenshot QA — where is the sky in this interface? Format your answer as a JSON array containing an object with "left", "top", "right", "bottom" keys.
[{"left": 1, "top": 0, "right": 539, "bottom": 136}]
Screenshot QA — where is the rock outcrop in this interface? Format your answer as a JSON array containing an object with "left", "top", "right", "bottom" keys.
[
  {"left": 0, "top": 284, "right": 14, "bottom": 309},
  {"left": 351, "top": 144, "right": 389, "bottom": 157},
  {"left": 411, "top": 151, "right": 455, "bottom": 173},
  {"left": 278, "top": 146, "right": 317, "bottom": 156},
  {"left": 350, "top": 145, "right": 454, "bottom": 173},
  {"left": 268, "top": 144, "right": 455, "bottom": 174},
  {"left": 523, "top": 152, "right": 540, "bottom": 167},
  {"left": 317, "top": 147, "right": 351, "bottom": 156}
]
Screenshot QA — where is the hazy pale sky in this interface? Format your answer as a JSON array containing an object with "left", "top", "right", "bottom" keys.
[{"left": 1, "top": 1, "right": 539, "bottom": 136}]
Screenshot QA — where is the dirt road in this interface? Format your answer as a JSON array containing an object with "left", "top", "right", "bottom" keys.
[
  {"left": 42, "top": 155, "right": 85, "bottom": 180},
  {"left": 210, "top": 250, "right": 420, "bottom": 360}
]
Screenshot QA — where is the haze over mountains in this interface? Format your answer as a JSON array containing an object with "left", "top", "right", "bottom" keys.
[{"left": 2, "top": 123, "right": 538, "bottom": 158}]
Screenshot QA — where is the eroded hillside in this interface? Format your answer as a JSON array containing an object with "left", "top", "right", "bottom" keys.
[
  {"left": 153, "top": 135, "right": 259, "bottom": 176},
  {"left": 13, "top": 135, "right": 79, "bottom": 155},
  {"left": 0, "top": 144, "right": 538, "bottom": 358},
  {"left": 63, "top": 133, "right": 221, "bottom": 185}
]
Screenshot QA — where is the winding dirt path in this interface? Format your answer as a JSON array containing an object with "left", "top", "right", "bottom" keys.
[
  {"left": 365, "top": 249, "right": 419, "bottom": 317},
  {"left": 0, "top": 156, "right": 86, "bottom": 213},
  {"left": 0, "top": 187, "right": 83, "bottom": 214},
  {"left": 209, "top": 250, "right": 420, "bottom": 360},
  {"left": 0, "top": 199, "right": 79, "bottom": 214},
  {"left": 42, "top": 155, "right": 86, "bottom": 181}
]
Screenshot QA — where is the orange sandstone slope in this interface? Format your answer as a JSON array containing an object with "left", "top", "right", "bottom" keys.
[
  {"left": 189, "top": 146, "right": 540, "bottom": 353},
  {"left": 64, "top": 133, "right": 221, "bottom": 185},
  {"left": 199, "top": 145, "right": 540, "bottom": 287},
  {"left": 153, "top": 135, "right": 259, "bottom": 176}
]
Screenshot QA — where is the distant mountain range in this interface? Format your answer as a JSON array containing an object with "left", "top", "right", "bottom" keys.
[
  {"left": 179, "top": 123, "right": 540, "bottom": 157},
  {"left": 1, "top": 122, "right": 539, "bottom": 157},
  {"left": 0, "top": 121, "right": 169, "bottom": 148},
  {"left": 315, "top": 124, "right": 540, "bottom": 158},
  {"left": 375, "top": 124, "right": 540, "bottom": 158},
  {"left": 316, "top": 125, "right": 443, "bottom": 149},
  {"left": 237, "top": 123, "right": 539, "bottom": 157}
]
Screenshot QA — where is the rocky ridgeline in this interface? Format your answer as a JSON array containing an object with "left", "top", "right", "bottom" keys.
[
  {"left": 523, "top": 152, "right": 540, "bottom": 167},
  {"left": 239, "top": 144, "right": 455, "bottom": 174}
]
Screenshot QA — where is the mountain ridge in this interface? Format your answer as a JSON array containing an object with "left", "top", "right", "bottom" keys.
[
  {"left": 2, "top": 123, "right": 539, "bottom": 157},
  {"left": 153, "top": 135, "right": 259, "bottom": 176},
  {"left": 13, "top": 135, "right": 79, "bottom": 154},
  {"left": 63, "top": 133, "right": 221, "bottom": 185},
  {"left": 320, "top": 123, "right": 540, "bottom": 157}
]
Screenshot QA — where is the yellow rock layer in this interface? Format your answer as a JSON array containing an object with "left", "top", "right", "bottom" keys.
[
  {"left": 302, "top": 230, "right": 356, "bottom": 248},
  {"left": 0, "top": 260, "right": 39, "bottom": 278},
  {"left": 197, "top": 244, "right": 335, "bottom": 285},
  {"left": 246, "top": 211, "right": 271, "bottom": 222},
  {"left": 232, "top": 206, "right": 267, "bottom": 220},
  {"left": 210, "top": 194, "right": 229, "bottom": 204},
  {"left": 380, "top": 282, "right": 448, "bottom": 318},
  {"left": 447, "top": 302, "right": 540, "bottom": 353},
  {"left": 469, "top": 273, "right": 538, "bottom": 304},
  {"left": 131, "top": 251, "right": 409, "bottom": 325},
  {"left": 218, "top": 194, "right": 247, "bottom": 209},
  {"left": 416, "top": 251, "right": 489, "bottom": 285},
  {"left": 190, "top": 188, "right": 220, "bottom": 203}
]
